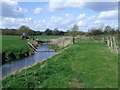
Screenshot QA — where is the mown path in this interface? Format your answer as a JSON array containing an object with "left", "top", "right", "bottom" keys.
[{"left": 2, "top": 38, "right": 118, "bottom": 88}]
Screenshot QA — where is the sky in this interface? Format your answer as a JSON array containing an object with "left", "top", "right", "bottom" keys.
[{"left": 0, "top": 0, "right": 118, "bottom": 32}]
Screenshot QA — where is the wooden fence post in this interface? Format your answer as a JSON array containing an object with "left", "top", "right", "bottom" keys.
[
  {"left": 113, "top": 37, "right": 116, "bottom": 49},
  {"left": 107, "top": 37, "right": 110, "bottom": 47},
  {"left": 102, "top": 37, "right": 104, "bottom": 43},
  {"left": 63, "top": 40, "right": 64, "bottom": 48},
  {"left": 110, "top": 36, "right": 113, "bottom": 48}
]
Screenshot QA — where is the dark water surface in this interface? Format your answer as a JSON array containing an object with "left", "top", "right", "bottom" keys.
[{"left": 1, "top": 45, "right": 56, "bottom": 79}]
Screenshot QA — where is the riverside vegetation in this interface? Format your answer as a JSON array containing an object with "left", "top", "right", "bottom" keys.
[
  {"left": 2, "top": 35, "right": 33, "bottom": 64},
  {"left": 2, "top": 37, "right": 118, "bottom": 88},
  {"left": 2, "top": 35, "right": 61, "bottom": 64}
]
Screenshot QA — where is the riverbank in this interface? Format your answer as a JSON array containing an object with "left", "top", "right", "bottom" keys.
[
  {"left": 2, "top": 44, "right": 56, "bottom": 80},
  {"left": 2, "top": 37, "right": 118, "bottom": 88},
  {"left": 2, "top": 35, "right": 34, "bottom": 64},
  {"left": 2, "top": 35, "right": 62, "bottom": 64}
]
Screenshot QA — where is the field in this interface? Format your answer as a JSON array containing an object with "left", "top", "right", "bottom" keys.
[
  {"left": 2, "top": 35, "right": 62, "bottom": 50},
  {"left": 2, "top": 35, "right": 29, "bottom": 51},
  {"left": 2, "top": 37, "right": 118, "bottom": 88},
  {"left": 36, "top": 35, "right": 62, "bottom": 39},
  {"left": 2, "top": 35, "right": 33, "bottom": 64},
  {"left": 2, "top": 35, "right": 62, "bottom": 64}
]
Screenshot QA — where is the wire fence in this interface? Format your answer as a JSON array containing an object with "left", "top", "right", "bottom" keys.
[{"left": 88, "top": 35, "right": 119, "bottom": 54}]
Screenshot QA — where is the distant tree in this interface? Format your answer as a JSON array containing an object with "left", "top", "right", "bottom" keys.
[
  {"left": 69, "top": 24, "right": 79, "bottom": 44},
  {"left": 89, "top": 28, "right": 103, "bottom": 36},
  {"left": 65, "top": 30, "right": 70, "bottom": 36},
  {"left": 59, "top": 31, "right": 65, "bottom": 35},
  {"left": 17, "top": 25, "right": 29, "bottom": 35},
  {"left": 17, "top": 25, "right": 35, "bottom": 35},
  {"left": 2, "top": 28, "right": 17, "bottom": 35},
  {"left": 36, "top": 31, "right": 42, "bottom": 35},
  {"left": 44, "top": 28, "right": 52, "bottom": 35},
  {"left": 110, "top": 28, "right": 116, "bottom": 35},
  {"left": 104, "top": 26, "right": 112, "bottom": 35},
  {"left": 52, "top": 28, "right": 60, "bottom": 35}
]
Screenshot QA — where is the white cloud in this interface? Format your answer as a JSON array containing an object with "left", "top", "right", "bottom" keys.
[
  {"left": 1, "top": 17, "right": 32, "bottom": 29},
  {"left": 49, "top": 0, "right": 117, "bottom": 12},
  {"left": 51, "top": 16, "right": 63, "bottom": 23},
  {"left": 94, "top": 20, "right": 103, "bottom": 24},
  {"left": 1, "top": 0, "right": 27, "bottom": 18},
  {"left": 47, "top": 14, "right": 76, "bottom": 30},
  {"left": 77, "top": 14, "right": 86, "bottom": 20},
  {"left": 1, "top": 12, "right": 118, "bottom": 31},
  {"left": 49, "top": 0, "right": 84, "bottom": 11},
  {"left": 77, "top": 21, "right": 84, "bottom": 26},
  {"left": 98, "top": 10, "right": 118, "bottom": 20},
  {"left": 1, "top": 17, "right": 49, "bottom": 31},
  {"left": 33, "top": 7, "right": 42, "bottom": 14}
]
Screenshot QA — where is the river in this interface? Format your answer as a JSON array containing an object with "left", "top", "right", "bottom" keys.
[{"left": 1, "top": 44, "right": 56, "bottom": 79}]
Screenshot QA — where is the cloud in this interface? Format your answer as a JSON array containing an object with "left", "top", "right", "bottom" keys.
[
  {"left": 77, "top": 14, "right": 86, "bottom": 20},
  {"left": 1, "top": 17, "right": 32, "bottom": 29},
  {"left": 33, "top": 7, "right": 42, "bottom": 14},
  {"left": 83, "top": 2, "right": 117, "bottom": 12},
  {"left": 47, "top": 14, "right": 76, "bottom": 30},
  {"left": 49, "top": 0, "right": 117, "bottom": 12},
  {"left": 1, "top": 0, "right": 27, "bottom": 18},
  {"left": 1, "top": 17, "right": 48, "bottom": 31},
  {"left": 48, "top": 0, "right": 84, "bottom": 11},
  {"left": 94, "top": 20, "right": 103, "bottom": 24},
  {"left": 1, "top": 12, "right": 118, "bottom": 31},
  {"left": 98, "top": 10, "right": 118, "bottom": 20}
]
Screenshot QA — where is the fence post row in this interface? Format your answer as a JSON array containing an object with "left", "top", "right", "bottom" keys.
[{"left": 102, "top": 36, "right": 118, "bottom": 53}]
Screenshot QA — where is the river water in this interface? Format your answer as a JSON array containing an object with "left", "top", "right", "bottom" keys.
[{"left": 1, "top": 44, "right": 56, "bottom": 79}]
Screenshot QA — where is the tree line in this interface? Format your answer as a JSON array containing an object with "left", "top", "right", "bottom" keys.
[
  {"left": 1, "top": 25, "right": 119, "bottom": 36},
  {"left": 1, "top": 26, "right": 66, "bottom": 36}
]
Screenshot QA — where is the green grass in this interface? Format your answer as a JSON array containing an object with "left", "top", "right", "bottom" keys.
[
  {"left": 2, "top": 37, "right": 118, "bottom": 88},
  {"left": 2, "top": 35, "right": 29, "bottom": 51},
  {"left": 2, "top": 35, "right": 33, "bottom": 63},
  {"left": 2, "top": 35, "right": 61, "bottom": 52},
  {"left": 2, "top": 35, "right": 62, "bottom": 64}
]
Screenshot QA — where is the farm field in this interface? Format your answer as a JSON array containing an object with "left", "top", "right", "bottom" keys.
[
  {"left": 36, "top": 35, "right": 63, "bottom": 39},
  {"left": 2, "top": 35, "right": 62, "bottom": 50},
  {"left": 2, "top": 37, "right": 118, "bottom": 88},
  {"left": 2, "top": 35, "right": 29, "bottom": 51},
  {"left": 2, "top": 35, "right": 62, "bottom": 64},
  {"left": 2, "top": 35, "right": 33, "bottom": 64}
]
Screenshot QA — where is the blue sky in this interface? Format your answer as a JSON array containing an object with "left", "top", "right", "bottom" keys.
[
  {"left": 18, "top": 2, "right": 96, "bottom": 20},
  {"left": 1, "top": 0, "right": 118, "bottom": 31}
]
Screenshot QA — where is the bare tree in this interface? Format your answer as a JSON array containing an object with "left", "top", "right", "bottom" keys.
[{"left": 70, "top": 24, "right": 79, "bottom": 44}]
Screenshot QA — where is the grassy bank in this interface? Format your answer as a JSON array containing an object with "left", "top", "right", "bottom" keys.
[
  {"left": 2, "top": 37, "right": 118, "bottom": 88},
  {"left": 2, "top": 35, "right": 62, "bottom": 64},
  {"left": 2, "top": 35, "right": 33, "bottom": 64}
]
